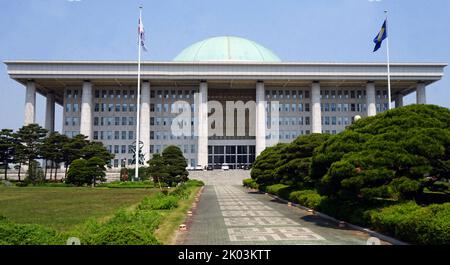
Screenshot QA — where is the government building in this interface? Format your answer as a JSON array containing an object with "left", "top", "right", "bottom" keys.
[{"left": 4, "top": 36, "right": 446, "bottom": 169}]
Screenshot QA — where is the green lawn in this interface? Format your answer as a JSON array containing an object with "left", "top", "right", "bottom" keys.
[{"left": 0, "top": 187, "right": 155, "bottom": 231}]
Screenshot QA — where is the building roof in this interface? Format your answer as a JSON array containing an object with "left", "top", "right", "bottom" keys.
[{"left": 173, "top": 36, "right": 281, "bottom": 62}]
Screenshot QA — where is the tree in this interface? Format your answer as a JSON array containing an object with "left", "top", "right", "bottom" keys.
[
  {"left": 250, "top": 143, "right": 289, "bottom": 187},
  {"left": 0, "top": 129, "right": 17, "bottom": 180},
  {"left": 61, "top": 134, "right": 88, "bottom": 179},
  {"left": 40, "top": 132, "right": 68, "bottom": 181},
  {"left": 15, "top": 124, "right": 47, "bottom": 181},
  {"left": 310, "top": 104, "right": 450, "bottom": 202},
  {"left": 161, "top": 145, "right": 189, "bottom": 185},
  {"left": 147, "top": 145, "right": 188, "bottom": 187},
  {"left": 25, "top": 160, "right": 45, "bottom": 185},
  {"left": 66, "top": 157, "right": 107, "bottom": 186},
  {"left": 275, "top": 134, "right": 330, "bottom": 189},
  {"left": 81, "top": 141, "right": 114, "bottom": 164},
  {"left": 147, "top": 154, "right": 169, "bottom": 190}
]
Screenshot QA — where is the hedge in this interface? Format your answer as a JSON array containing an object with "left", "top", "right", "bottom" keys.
[
  {"left": 366, "top": 202, "right": 450, "bottom": 244},
  {"left": 243, "top": 178, "right": 259, "bottom": 189},
  {"left": 289, "top": 190, "right": 325, "bottom": 209}
]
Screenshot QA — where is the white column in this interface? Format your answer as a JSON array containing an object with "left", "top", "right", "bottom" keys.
[
  {"left": 395, "top": 94, "right": 404, "bottom": 108},
  {"left": 24, "top": 80, "right": 36, "bottom": 125},
  {"left": 311, "top": 81, "right": 322, "bottom": 133},
  {"left": 255, "top": 81, "right": 266, "bottom": 157},
  {"left": 197, "top": 81, "right": 208, "bottom": 168},
  {"left": 140, "top": 81, "right": 151, "bottom": 163},
  {"left": 416, "top": 82, "right": 427, "bottom": 104},
  {"left": 366, "top": 82, "right": 376, "bottom": 117},
  {"left": 45, "top": 92, "right": 55, "bottom": 132},
  {"left": 80, "top": 81, "right": 93, "bottom": 140}
]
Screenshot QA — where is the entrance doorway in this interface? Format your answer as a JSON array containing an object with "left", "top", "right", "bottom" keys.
[{"left": 208, "top": 145, "right": 256, "bottom": 169}]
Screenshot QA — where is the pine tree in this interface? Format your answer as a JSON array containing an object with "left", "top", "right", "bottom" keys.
[
  {"left": 0, "top": 129, "right": 17, "bottom": 180},
  {"left": 15, "top": 124, "right": 47, "bottom": 181}
]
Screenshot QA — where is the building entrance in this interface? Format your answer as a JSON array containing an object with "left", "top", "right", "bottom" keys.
[{"left": 208, "top": 145, "right": 256, "bottom": 169}]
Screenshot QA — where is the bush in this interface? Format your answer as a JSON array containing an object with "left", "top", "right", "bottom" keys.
[
  {"left": 73, "top": 210, "right": 161, "bottom": 245},
  {"left": 138, "top": 193, "right": 179, "bottom": 210},
  {"left": 265, "top": 184, "right": 290, "bottom": 196},
  {"left": 185, "top": 179, "right": 205, "bottom": 187},
  {"left": 0, "top": 217, "right": 64, "bottom": 245},
  {"left": 289, "top": 190, "right": 325, "bottom": 209},
  {"left": 366, "top": 202, "right": 450, "bottom": 244},
  {"left": 243, "top": 178, "right": 259, "bottom": 189}
]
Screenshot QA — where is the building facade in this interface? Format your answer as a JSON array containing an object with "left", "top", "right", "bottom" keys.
[{"left": 5, "top": 36, "right": 447, "bottom": 169}]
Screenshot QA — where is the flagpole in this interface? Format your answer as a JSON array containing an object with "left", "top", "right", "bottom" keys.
[
  {"left": 134, "top": 6, "right": 143, "bottom": 181},
  {"left": 385, "top": 10, "right": 392, "bottom": 110}
]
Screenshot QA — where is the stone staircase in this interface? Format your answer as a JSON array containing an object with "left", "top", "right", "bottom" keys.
[{"left": 188, "top": 169, "right": 250, "bottom": 186}]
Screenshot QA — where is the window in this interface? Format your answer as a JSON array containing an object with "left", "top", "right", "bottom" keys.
[
  {"left": 114, "top": 117, "right": 120, "bottom": 126},
  {"left": 108, "top": 104, "right": 114, "bottom": 112},
  {"left": 66, "top": 89, "right": 72, "bottom": 98},
  {"left": 114, "top": 131, "right": 120, "bottom": 140},
  {"left": 65, "top": 117, "right": 71, "bottom": 126},
  {"left": 129, "top": 104, "right": 135, "bottom": 112},
  {"left": 65, "top": 103, "right": 71, "bottom": 112},
  {"left": 121, "top": 131, "right": 126, "bottom": 140},
  {"left": 128, "top": 131, "right": 134, "bottom": 140},
  {"left": 115, "top": 104, "right": 121, "bottom": 112},
  {"left": 121, "top": 117, "right": 127, "bottom": 126},
  {"left": 93, "top": 131, "right": 98, "bottom": 140},
  {"left": 121, "top": 145, "right": 126, "bottom": 154},
  {"left": 94, "top": 103, "right": 99, "bottom": 112}
]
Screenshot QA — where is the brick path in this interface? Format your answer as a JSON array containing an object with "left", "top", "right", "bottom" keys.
[{"left": 182, "top": 181, "right": 385, "bottom": 245}]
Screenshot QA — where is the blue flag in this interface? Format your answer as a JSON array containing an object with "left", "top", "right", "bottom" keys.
[{"left": 373, "top": 20, "right": 387, "bottom": 52}]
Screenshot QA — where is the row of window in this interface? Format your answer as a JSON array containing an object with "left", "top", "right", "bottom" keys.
[
  {"left": 94, "top": 103, "right": 136, "bottom": 112},
  {"left": 266, "top": 103, "right": 310, "bottom": 112},
  {"left": 264, "top": 89, "right": 388, "bottom": 100},
  {"left": 67, "top": 88, "right": 389, "bottom": 101},
  {"left": 322, "top": 116, "right": 352, "bottom": 126},
  {"left": 267, "top": 116, "right": 311, "bottom": 126},
  {"left": 111, "top": 158, "right": 198, "bottom": 168},
  {"left": 94, "top": 90, "right": 135, "bottom": 99},
  {"left": 150, "top": 144, "right": 196, "bottom": 154},
  {"left": 93, "top": 131, "right": 134, "bottom": 140},
  {"left": 93, "top": 117, "right": 135, "bottom": 126}
]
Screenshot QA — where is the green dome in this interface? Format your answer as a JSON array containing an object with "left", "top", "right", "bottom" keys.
[{"left": 173, "top": 36, "right": 281, "bottom": 62}]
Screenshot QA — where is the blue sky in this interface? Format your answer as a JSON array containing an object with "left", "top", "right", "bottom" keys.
[{"left": 0, "top": 0, "right": 449, "bottom": 132}]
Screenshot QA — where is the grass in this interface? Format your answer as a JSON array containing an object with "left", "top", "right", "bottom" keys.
[
  {"left": 0, "top": 186, "right": 155, "bottom": 231},
  {"left": 153, "top": 185, "right": 201, "bottom": 244}
]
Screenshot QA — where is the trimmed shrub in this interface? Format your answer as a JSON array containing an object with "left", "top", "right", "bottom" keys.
[
  {"left": 243, "top": 178, "right": 259, "bottom": 189},
  {"left": 265, "top": 184, "right": 290, "bottom": 196},
  {"left": 366, "top": 202, "right": 450, "bottom": 244},
  {"left": 289, "top": 190, "right": 325, "bottom": 209}
]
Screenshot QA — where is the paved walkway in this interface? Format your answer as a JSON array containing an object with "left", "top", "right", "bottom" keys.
[{"left": 182, "top": 174, "right": 388, "bottom": 245}]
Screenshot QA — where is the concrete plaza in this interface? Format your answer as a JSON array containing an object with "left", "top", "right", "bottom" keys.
[{"left": 182, "top": 172, "right": 388, "bottom": 245}]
